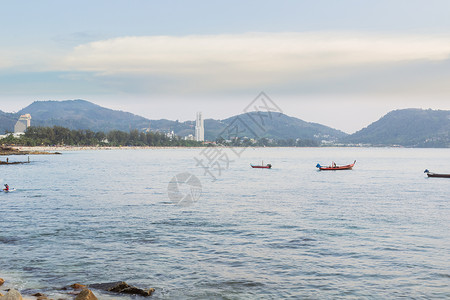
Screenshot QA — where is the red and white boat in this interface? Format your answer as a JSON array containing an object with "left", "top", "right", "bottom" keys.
[{"left": 316, "top": 160, "right": 356, "bottom": 171}]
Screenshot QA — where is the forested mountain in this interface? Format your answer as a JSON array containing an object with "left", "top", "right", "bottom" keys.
[
  {"left": 17, "top": 100, "right": 153, "bottom": 132},
  {"left": 2, "top": 100, "right": 346, "bottom": 142},
  {"left": 205, "top": 112, "right": 347, "bottom": 141},
  {"left": 343, "top": 109, "right": 450, "bottom": 147}
]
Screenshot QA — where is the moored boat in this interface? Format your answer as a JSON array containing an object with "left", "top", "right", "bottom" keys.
[
  {"left": 424, "top": 169, "right": 450, "bottom": 178},
  {"left": 316, "top": 160, "right": 356, "bottom": 171},
  {"left": 251, "top": 161, "right": 272, "bottom": 169}
]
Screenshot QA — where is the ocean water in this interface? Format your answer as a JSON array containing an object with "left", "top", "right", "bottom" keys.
[{"left": 1, "top": 147, "right": 449, "bottom": 299}]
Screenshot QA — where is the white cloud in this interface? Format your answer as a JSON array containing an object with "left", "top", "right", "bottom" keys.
[
  {"left": 60, "top": 32, "right": 450, "bottom": 74},
  {"left": 3, "top": 32, "right": 450, "bottom": 96},
  {"left": 51, "top": 32, "right": 450, "bottom": 94}
]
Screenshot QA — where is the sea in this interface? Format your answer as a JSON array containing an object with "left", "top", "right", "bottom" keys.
[{"left": 1, "top": 147, "right": 449, "bottom": 299}]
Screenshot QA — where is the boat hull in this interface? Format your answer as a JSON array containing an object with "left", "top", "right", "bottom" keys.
[
  {"left": 251, "top": 165, "right": 272, "bottom": 169},
  {"left": 424, "top": 169, "right": 450, "bottom": 178},
  {"left": 319, "top": 165, "right": 353, "bottom": 170},
  {"left": 426, "top": 173, "right": 450, "bottom": 178}
]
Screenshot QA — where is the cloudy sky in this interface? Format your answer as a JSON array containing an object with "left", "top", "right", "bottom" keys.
[{"left": 1, "top": 0, "right": 450, "bottom": 133}]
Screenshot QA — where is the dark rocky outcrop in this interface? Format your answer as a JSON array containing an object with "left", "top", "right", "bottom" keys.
[
  {"left": 31, "top": 293, "right": 49, "bottom": 300},
  {"left": 0, "top": 279, "right": 153, "bottom": 299},
  {"left": 69, "top": 283, "right": 87, "bottom": 290},
  {"left": 0, "top": 146, "right": 59, "bottom": 156},
  {"left": 89, "top": 281, "right": 155, "bottom": 297},
  {"left": 0, "top": 147, "right": 20, "bottom": 155}
]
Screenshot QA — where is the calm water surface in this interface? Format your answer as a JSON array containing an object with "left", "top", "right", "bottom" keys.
[{"left": 1, "top": 148, "right": 449, "bottom": 299}]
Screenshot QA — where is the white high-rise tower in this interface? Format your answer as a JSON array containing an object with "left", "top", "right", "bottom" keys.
[
  {"left": 14, "top": 114, "right": 32, "bottom": 133},
  {"left": 195, "top": 112, "right": 204, "bottom": 142}
]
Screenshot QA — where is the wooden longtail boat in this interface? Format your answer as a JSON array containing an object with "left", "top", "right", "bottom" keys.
[
  {"left": 424, "top": 169, "right": 450, "bottom": 178},
  {"left": 316, "top": 160, "right": 356, "bottom": 171}
]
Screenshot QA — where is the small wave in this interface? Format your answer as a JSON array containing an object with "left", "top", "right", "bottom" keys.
[
  {"left": 0, "top": 236, "right": 21, "bottom": 244},
  {"left": 202, "top": 279, "right": 265, "bottom": 289},
  {"left": 267, "top": 237, "right": 315, "bottom": 249},
  {"left": 133, "top": 237, "right": 159, "bottom": 244},
  {"left": 240, "top": 194, "right": 256, "bottom": 198},
  {"left": 435, "top": 273, "right": 450, "bottom": 278},
  {"left": 276, "top": 224, "right": 298, "bottom": 229},
  {"left": 257, "top": 210, "right": 279, "bottom": 216}
]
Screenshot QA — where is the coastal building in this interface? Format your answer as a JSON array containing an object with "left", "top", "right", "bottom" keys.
[
  {"left": 166, "top": 130, "right": 175, "bottom": 139},
  {"left": 195, "top": 112, "right": 204, "bottom": 142},
  {"left": 14, "top": 114, "right": 32, "bottom": 134}
]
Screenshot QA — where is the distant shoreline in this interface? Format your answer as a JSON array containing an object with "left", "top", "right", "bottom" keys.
[
  {"left": 10, "top": 145, "right": 414, "bottom": 152},
  {"left": 10, "top": 145, "right": 442, "bottom": 153},
  {"left": 13, "top": 145, "right": 349, "bottom": 152},
  {"left": 14, "top": 145, "right": 203, "bottom": 152}
]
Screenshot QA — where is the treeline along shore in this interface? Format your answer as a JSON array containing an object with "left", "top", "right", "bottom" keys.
[
  {"left": 1, "top": 126, "right": 319, "bottom": 148},
  {"left": 1, "top": 126, "right": 203, "bottom": 147}
]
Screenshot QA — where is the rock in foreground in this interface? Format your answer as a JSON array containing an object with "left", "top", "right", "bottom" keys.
[
  {"left": 74, "top": 289, "right": 97, "bottom": 300},
  {"left": 0, "top": 289, "right": 22, "bottom": 300},
  {"left": 89, "top": 281, "right": 155, "bottom": 297}
]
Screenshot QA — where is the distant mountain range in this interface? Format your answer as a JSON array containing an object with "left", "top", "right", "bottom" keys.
[
  {"left": 1, "top": 100, "right": 449, "bottom": 147},
  {"left": 1, "top": 99, "right": 346, "bottom": 142}
]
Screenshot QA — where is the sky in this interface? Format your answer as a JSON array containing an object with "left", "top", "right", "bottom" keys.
[{"left": 1, "top": 0, "right": 450, "bottom": 133}]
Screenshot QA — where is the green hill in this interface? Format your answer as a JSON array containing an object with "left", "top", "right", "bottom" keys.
[
  {"left": 210, "top": 112, "right": 347, "bottom": 141},
  {"left": 343, "top": 109, "right": 450, "bottom": 147},
  {"left": 7, "top": 99, "right": 346, "bottom": 142},
  {"left": 17, "top": 100, "right": 153, "bottom": 132}
]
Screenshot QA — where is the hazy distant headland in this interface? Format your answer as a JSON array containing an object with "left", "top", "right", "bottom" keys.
[{"left": 1, "top": 100, "right": 449, "bottom": 148}]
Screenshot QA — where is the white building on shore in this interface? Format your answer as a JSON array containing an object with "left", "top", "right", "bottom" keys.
[{"left": 184, "top": 134, "right": 195, "bottom": 141}]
